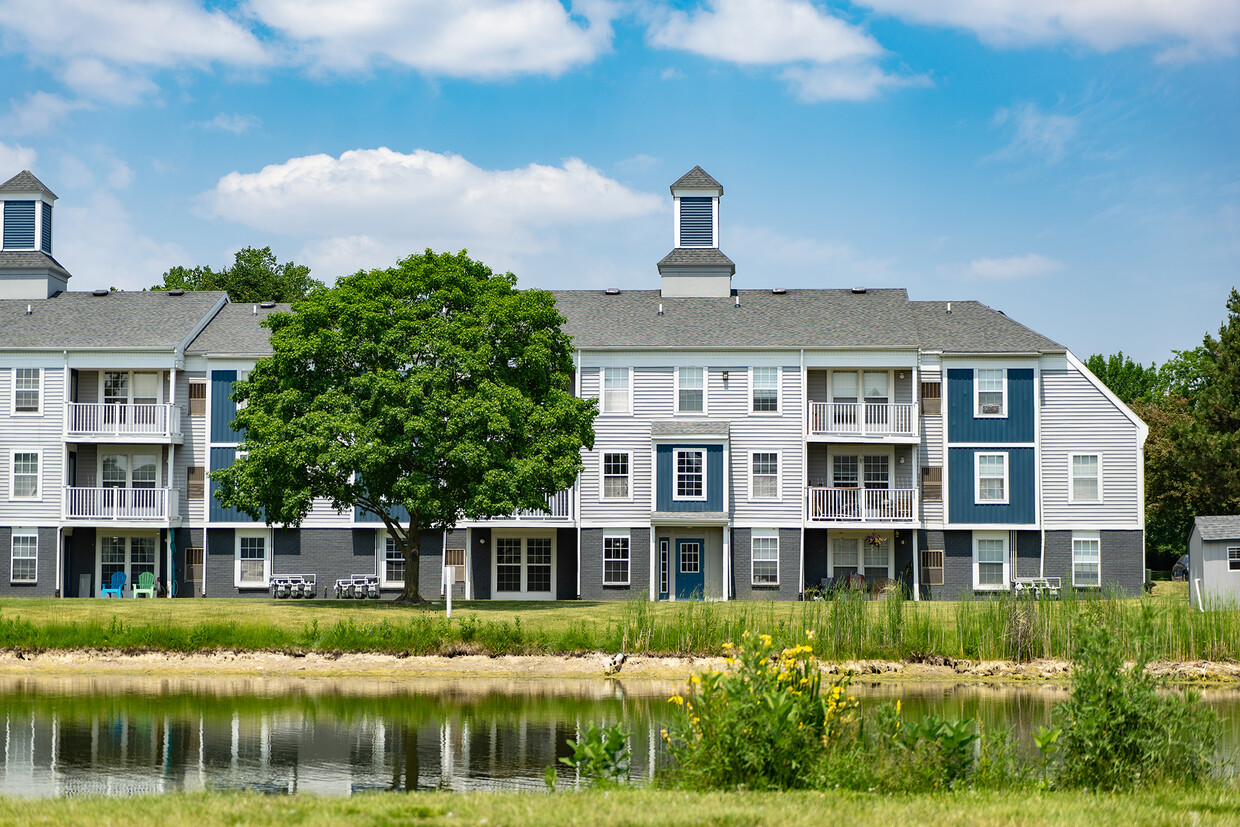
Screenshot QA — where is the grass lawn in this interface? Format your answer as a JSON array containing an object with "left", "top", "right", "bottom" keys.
[{"left": 1, "top": 788, "right": 1238, "bottom": 826}]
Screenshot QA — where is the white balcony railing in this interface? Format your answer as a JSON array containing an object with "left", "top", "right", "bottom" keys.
[
  {"left": 808, "top": 402, "right": 917, "bottom": 438},
  {"left": 65, "top": 403, "right": 182, "bottom": 440},
  {"left": 512, "top": 488, "right": 573, "bottom": 520},
  {"left": 64, "top": 487, "right": 179, "bottom": 522},
  {"left": 807, "top": 487, "right": 918, "bottom": 522}
]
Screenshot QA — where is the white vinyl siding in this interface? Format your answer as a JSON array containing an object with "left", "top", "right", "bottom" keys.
[
  {"left": 1040, "top": 366, "right": 1142, "bottom": 527},
  {"left": 0, "top": 367, "right": 62, "bottom": 524}
]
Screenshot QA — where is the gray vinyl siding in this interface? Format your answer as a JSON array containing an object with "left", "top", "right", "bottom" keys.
[
  {"left": 579, "top": 366, "right": 655, "bottom": 525},
  {"left": 0, "top": 365, "right": 65, "bottom": 525},
  {"left": 731, "top": 527, "right": 801, "bottom": 600},
  {"left": 1040, "top": 367, "right": 1142, "bottom": 527},
  {"left": 175, "top": 370, "right": 208, "bottom": 526},
  {"left": 920, "top": 369, "right": 944, "bottom": 525},
  {"left": 731, "top": 366, "right": 802, "bottom": 525},
  {"left": 579, "top": 526, "right": 649, "bottom": 600},
  {"left": 0, "top": 525, "right": 57, "bottom": 595}
]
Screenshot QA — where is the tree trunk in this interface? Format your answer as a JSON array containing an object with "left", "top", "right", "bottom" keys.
[{"left": 392, "top": 522, "right": 427, "bottom": 604}]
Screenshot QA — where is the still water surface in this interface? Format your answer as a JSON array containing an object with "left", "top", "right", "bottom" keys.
[{"left": 0, "top": 676, "right": 1236, "bottom": 797}]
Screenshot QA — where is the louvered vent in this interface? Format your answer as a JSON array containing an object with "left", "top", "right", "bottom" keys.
[
  {"left": 3, "top": 201, "right": 35, "bottom": 249},
  {"left": 921, "top": 380, "right": 941, "bottom": 416},
  {"left": 445, "top": 547, "right": 466, "bottom": 582},
  {"left": 921, "top": 549, "right": 944, "bottom": 586},
  {"left": 679, "top": 197, "right": 713, "bottom": 247},
  {"left": 187, "top": 466, "right": 205, "bottom": 501},
  {"left": 188, "top": 381, "right": 207, "bottom": 416},
  {"left": 922, "top": 466, "right": 942, "bottom": 501},
  {"left": 41, "top": 202, "right": 51, "bottom": 254}
]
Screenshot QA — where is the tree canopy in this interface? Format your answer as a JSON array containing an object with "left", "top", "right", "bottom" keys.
[
  {"left": 211, "top": 250, "right": 597, "bottom": 602},
  {"left": 1089, "top": 288, "right": 1240, "bottom": 569},
  {"left": 151, "top": 246, "right": 322, "bottom": 303}
]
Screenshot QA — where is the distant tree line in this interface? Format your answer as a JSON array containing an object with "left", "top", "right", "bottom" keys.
[
  {"left": 151, "top": 246, "right": 323, "bottom": 303},
  {"left": 1086, "top": 288, "right": 1240, "bottom": 570}
]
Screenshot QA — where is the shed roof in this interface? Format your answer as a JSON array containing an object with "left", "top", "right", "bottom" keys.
[
  {"left": 1194, "top": 516, "right": 1240, "bottom": 541},
  {"left": 657, "top": 248, "right": 735, "bottom": 269},
  {"left": 0, "top": 290, "right": 226, "bottom": 350},
  {"left": 0, "top": 250, "right": 71, "bottom": 278}
]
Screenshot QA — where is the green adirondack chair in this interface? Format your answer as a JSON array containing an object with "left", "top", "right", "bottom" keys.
[{"left": 132, "top": 571, "right": 156, "bottom": 598}]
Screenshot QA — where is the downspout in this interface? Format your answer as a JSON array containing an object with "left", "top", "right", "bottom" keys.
[
  {"left": 574, "top": 348, "right": 582, "bottom": 600},
  {"left": 799, "top": 349, "right": 806, "bottom": 599},
  {"left": 59, "top": 349, "right": 68, "bottom": 598},
  {"left": 168, "top": 366, "right": 177, "bottom": 597}
]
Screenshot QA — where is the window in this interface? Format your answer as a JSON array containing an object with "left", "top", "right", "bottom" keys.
[
  {"left": 832, "top": 537, "right": 859, "bottom": 575},
  {"left": 863, "top": 455, "right": 889, "bottom": 490},
  {"left": 751, "top": 532, "right": 779, "bottom": 585},
  {"left": 235, "top": 532, "right": 269, "bottom": 588},
  {"left": 864, "top": 540, "right": 890, "bottom": 579},
  {"left": 496, "top": 537, "right": 522, "bottom": 592},
  {"left": 975, "top": 453, "right": 1008, "bottom": 504},
  {"left": 188, "top": 380, "right": 207, "bottom": 417},
  {"left": 1073, "top": 534, "right": 1100, "bottom": 587},
  {"left": 921, "top": 549, "right": 944, "bottom": 587},
  {"left": 1230, "top": 547, "right": 1240, "bottom": 572},
  {"left": 235, "top": 370, "right": 249, "bottom": 412},
  {"left": 603, "top": 534, "right": 630, "bottom": 585},
  {"left": 11, "top": 529, "right": 36, "bottom": 583},
  {"left": 602, "top": 367, "right": 629, "bottom": 413},
  {"left": 750, "top": 452, "right": 779, "bottom": 500},
  {"left": 674, "top": 449, "right": 705, "bottom": 500},
  {"left": 832, "top": 455, "right": 858, "bottom": 487},
  {"left": 921, "top": 380, "right": 941, "bottom": 416},
  {"left": 383, "top": 535, "right": 405, "bottom": 586},
  {"left": 973, "top": 532, "right": 1008, "bottom": 590},
  {"left": 975, "top": 369, "right": 1006, "bottom": 416},
  {"left": 11, "top": 451, "right": 39, "bottom": 500},
  {"left": 494, "top": 535, "right": 555, "bottom": 596},
  {"left": 752, "top": 367, "right": 779, "bottom": 412},
  {"left": 527, "top": 537, "right": 552, "bottom": 592},
  {"left": 922, "top": 466, "right": 942, "bottom": 502},
  {"left": 832, "top": 372, "right": 857, "bottom": 404},
  {"left": 13, "top": 368, "right": 41, "bottom": 414},
  {"left": 601, "top": 452, "right": 631, "bottom": 500},
  {"left": 676, "top": 367, "right": 704, "bottom": 413},
  {"left": 187, "top": 467, "right": 204, "bottom": 501},
  {"left": 1070, "top": 454, "right": 1101, "bottom": 503},
  {"left": 131, "top": 536, "right": 156, "bottom": 583}
]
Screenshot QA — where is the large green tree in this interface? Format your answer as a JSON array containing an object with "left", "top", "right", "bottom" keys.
[
  {"left": 152, "top": 246, "right": 322, "bottom": 303},
  {"left": 212, "top": 250, "right": 597, "bottom": 602}
]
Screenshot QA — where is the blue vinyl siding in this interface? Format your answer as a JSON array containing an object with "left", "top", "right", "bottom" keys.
[
  {"left": 3, "top": 201, "right": 35, "bottom": 249},
  {"left": 354, "top": 503, "right": 411, "bottom": 523},
  {"left": 40, "top": 202, "right": 51, "bottom": 254},
  {"left": 209, "top": 447, "right": 259, "bottom": 522},
  {"left": 656, "top": 444, "right": 724, "bottom": 512},
  {"left": 947, "top": 368, "right": 1035, "bottom": 443},
  {"left": 948, "top": 447, "right": 1036, "bottom": 524},
  {"left": 210, "top": 370, "right": 244, "bottom": 443},
  {"left": 678, "top": 197, "right": 713, "bottom": 246}
]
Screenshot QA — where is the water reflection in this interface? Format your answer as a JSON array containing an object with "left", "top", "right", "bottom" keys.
[{"left": 0, "top": 676, "right": 1235, "bottom": 798}]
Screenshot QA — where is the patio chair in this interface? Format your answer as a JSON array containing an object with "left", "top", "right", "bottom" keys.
[
  {"left": 100, "top": 571, "right": 126, "bottom": 598},
  {"left": 132, "top": 571, "right": 156, "bottom": 598}
]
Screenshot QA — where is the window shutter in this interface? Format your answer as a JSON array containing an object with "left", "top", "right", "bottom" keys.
[
  {"left": 41, "top": 202, "right": 52, "bottom": 254},
  {"left": 187, "top": 466, "right": 204, "bottom": 501},
  {"left": 921, "top": 549, "right": 944, "bottom": 586},
  {"left": 679, "top": 197, "right": 713, "bottom": 246},
  {"left": 920, "top": 381, "right": 941, "bottom": 416},
  {"left": 922, "top": 466, "right": 942, "bottom": 501}
]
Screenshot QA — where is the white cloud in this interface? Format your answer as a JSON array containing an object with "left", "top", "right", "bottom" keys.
[
  {"left": 615, "top": 153, "right": 661, "bottom": 172},
  {"left": 249, "top": 0, "right": 615, "bottom": 77},
  {"left": 199, "top": 113, "right": 263, "bottom": 134},
  {"left": 728, "top": 224, "right": 901, "bottom": 284},
  {"left": 857, "top": 0, "right": 1239, "bottom": 60},
  {"left": 0, "top": 141, "right": 36, "bottom": 173},
  {"left": 986, "top": 103, "right": 1079, "bottom": 166},
  {"left": 203, "top": 148, "right": 663, "bottom": 277},
  {"left": 647, "top": 0, "right": 925, "bottom": 101},
  {"left": 55, "top": 191, "right": 189, "bottom": 291},
  {"left": 968, "top": 253, "right": 1064, "bottom": 280},
  {"left": 2, "top": 91, "right": 87, "bottom": 134}
]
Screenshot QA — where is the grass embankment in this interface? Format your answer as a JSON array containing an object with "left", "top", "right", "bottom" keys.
[
  {"left": 1, "top": 789, "right": 1238, "bottom": 827},
  {"left": 0, "top": 582, "right": 1234, "bottom": 662}
]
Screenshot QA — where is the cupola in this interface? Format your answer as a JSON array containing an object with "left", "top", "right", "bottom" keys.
[
  {"left": 0, "top": 170, "right": 70, "bottom": 299},
  {"left": 657, "top": 165, "right": 735, "bottom": 298}
]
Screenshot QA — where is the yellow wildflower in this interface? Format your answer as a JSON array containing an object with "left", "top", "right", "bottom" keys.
[
  {"left": 668, "top": 695, "right": 684, "bottom": 706},
  {"left": 806, "top": 630, "right": 815, "bottom": 640},
  {"left": 690, "top": 674, "right": 701, "bottom": 685}
]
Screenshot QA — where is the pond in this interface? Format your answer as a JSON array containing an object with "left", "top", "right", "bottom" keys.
[{"left": 0, "top": 676, "right": 1236, "bottom": 797}]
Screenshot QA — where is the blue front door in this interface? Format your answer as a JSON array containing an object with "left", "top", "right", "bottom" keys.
[{"left": 676, "top": 539, "right": 704, "bottom": 600}]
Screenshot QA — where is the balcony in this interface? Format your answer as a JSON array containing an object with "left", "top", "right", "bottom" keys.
[
  {"left": 807, "top": 402, "right": 917, "bottom": 440},
  {"left": 511, "top": 488, "right": 573, "bottom": 521},
  {"left": 807, "top": 487, "right": 918, "bottom": 523},
  {"left": 64, "top": 487, "right": 180, "bottom": 523},
  {"left": 65, "top": 403, "right": 183, "bottom": 443}
]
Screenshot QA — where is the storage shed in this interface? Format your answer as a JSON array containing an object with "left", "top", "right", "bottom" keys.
[{"left": 1187, "top": 516, "right": 1240, "bottom": 608}]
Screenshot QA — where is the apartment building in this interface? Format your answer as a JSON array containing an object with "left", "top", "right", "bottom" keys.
[{"left": 0, "top": 168, "right": 1147, "bottom": 600}]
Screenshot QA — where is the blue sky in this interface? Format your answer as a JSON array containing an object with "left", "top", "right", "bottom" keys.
[{"left": 1, "top": 0, "right": 1236, "bottom": 365}]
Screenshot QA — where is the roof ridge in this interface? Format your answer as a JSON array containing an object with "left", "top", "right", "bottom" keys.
[
  {"left": 670, "top": 165, "right": 723, "bottom": 194},
  {"left": 0, "top": 170, "right": 56, "bottom": 198}
]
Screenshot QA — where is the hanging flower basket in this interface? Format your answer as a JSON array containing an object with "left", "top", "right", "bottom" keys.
[{"left": 864, "top": 533, "right": 887, "bottom": 549}]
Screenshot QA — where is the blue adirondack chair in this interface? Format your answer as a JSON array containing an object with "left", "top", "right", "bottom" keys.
[
  {"left": 132, "top": 571, "right": 156, "bottom": 598},
  {"left": 100, "top": 571, "right": 126, "bottom": 598}
]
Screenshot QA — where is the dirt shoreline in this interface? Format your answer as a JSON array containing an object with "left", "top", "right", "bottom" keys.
[{"left": 1, "top": 649, "right": 1237, "bottom": 684}]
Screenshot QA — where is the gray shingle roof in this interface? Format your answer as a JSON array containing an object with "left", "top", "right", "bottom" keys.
[
  {"left": 670, "top": 166, "right": 723, "bottom": 194},
  {"left": 651, "top": 421, "right": 730, "bottom": 436},
  {"left": 186, "top": 302, "right": 291, "bottom": 356},
  {"left": 0, "top": 170, "right": 56, "bottom": 198},
  {"left": 0, "top": 250, "right": 71, "bottom": 278},
  {"left": 554, "top": 288, "right": 919, "bottom": 350},
  {"left": 1195, "top": 516, "right": 1240, "bottom": 541},
  {"left": 657, "top": 248, "right": 735, "bottom": 269},
  {"left": 0, "top": 290, "right": 226, "bottom": 350},
  {"left": 909, "top": 301, "right": 1064, "bottom": 353}
]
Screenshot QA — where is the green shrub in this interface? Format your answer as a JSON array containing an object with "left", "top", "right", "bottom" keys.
[{"left": 555, "top": 723, "right": 632, "bottom": 787}]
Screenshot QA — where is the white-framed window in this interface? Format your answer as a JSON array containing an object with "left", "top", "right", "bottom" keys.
[
  {"left": 97, "top": 534, "right": 157, "bottom": 595},
  {"left": 235, "top": 530, "right": 270, "bottom": 588},
  {"left": 751, "top": 530, "right": 779, "bottom": 586},
  {"left": 676, "top": 367, "right": 705, "bottom": 414},
  {"left": 103, "top": 370, "right": 161, "bottom": 405},
  {"left": 749, "top": 451, "right": 779, "bottom": 500},
  {"left": 380, "top": 534, "right": 405, "bottom": 587},
  {"left": 601, "top": 367, "right": 630, "bottom": 413},
  {"left": 1073, "top": 532, "right": 1101, "bottom": 587},
  {"left": 863, "top": 538, "right": 893, "bottom": 579},
  {"left": 975, "top": 453, "right": 1008, "bottom": 504},
  {"left": 752, "top": 367, "right": 779, "bottom": 413},
  {"left": 975, "top": 369, "right": 1006, "bottom": 417},
  {"left": 10, "top": 450, "right": 40, "bottom": 500},
  {"left": 10, "top": 528, "right": 37, "bottom": 583},
  {"left": 493, "top": 533, "right": 556, "bottom": 597},
  {"left": 1229, "top": 546, "right": 1240, "bottom": 572},
  {"left": 832, "top": 536, "right": 859, "bottom": 576},
  {"left": 973, "top": 531, "right": 1009, "bottom": 590},
  {"left": 832, "top": 371, "right": 858, "bottom": 404},
  {"left": 600, "top": 451, "right": 631, "bottom": 500},
  {"left": 863, "top": 455, "right": 889, "bottom": 490},
  {"left": 603, "top": 532, "right": 630, "bottom": 586},
  {"left": 1069, "top": 454, "right": 1102, "bottom": 503},
  {"left": 234, "top": 370, "right": 250, "bottom": 412},
  {"left": 674, "top": 449, "right": 706, "bottom": 501},
  {"left": 13, "top": 368, "right": 42, "bottom": 414},
  {"left": 832, "top": 455, "right": 858, "bottom": 487}
]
